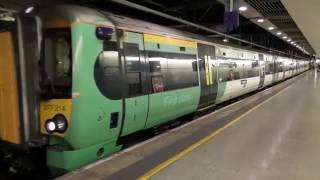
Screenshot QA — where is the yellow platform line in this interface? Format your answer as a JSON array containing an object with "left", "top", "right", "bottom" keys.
[{"left": 138, "top": 83, "right": 294, "bottom": 180}]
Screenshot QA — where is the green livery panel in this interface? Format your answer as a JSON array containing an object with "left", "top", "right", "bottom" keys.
[{"left": 146, "top": 87, "right": 200, "bottom": 128}]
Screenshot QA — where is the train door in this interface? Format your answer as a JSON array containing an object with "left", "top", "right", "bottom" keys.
[
  {"left": 197, "top": 44, "right": 218, "bottom": 108},
  {"left": 258, "top": 53, "right": 265, "bottom": 88},
  {"left": 120, "top": 31, "right": 149, "bottom": 136}
]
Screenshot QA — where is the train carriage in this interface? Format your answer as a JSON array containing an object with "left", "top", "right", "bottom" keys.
[{"left": 0, "top": 5, "right": 310, "bottom": 174}]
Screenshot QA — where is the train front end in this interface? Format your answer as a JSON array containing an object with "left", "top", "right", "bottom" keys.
[{"left": 0, "top": 6, "right": 118, "bottom": 174}]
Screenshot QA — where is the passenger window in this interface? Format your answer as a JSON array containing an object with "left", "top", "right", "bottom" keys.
[
  {"left": 123, "top": 43, "right": 143, "bottom": 96},
  {"left": 148, "top": 51, "right": 198, "bottom": 93},
  {"left": 278, "top": 62, "right": 284, "bottom": 72},
  {"left": 124, "top": 43, "right": 141, "bottom": 72},
  {"left": 218, "top": 60, "right": 240, "bottom": 82},
  {"left": 166, "top": 53, "right": 198, "bottom": 90},
  {"left": 151, "top": 76, "right": 164, "bottom": 93},
  {"left": 243, "top": 60, "right": 260, "bottom": 78},
  {"left": 218, "top": 58, "right": 260, "bottom": 82},
  {"left": 150, "top": 61, "right": 161, "bottom": 73},
  {"left": 265, "top": 61, "right": 274, "bottom": 75},
  {"left": 148, "top": 52, "right": 167, "bottom": 93},
  {"left": 126, "top": 72, "right": 142, "bottom": 95}
]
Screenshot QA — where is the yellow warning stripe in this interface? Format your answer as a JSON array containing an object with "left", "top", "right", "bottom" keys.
[
  {"left": 138, "top": 82, "right": 294, "bottom": 180},
  {"left": 208, "top": 56, "right": 213, "bottom": 85},
  {"left": 205, "top": 55, "right": 213, "bottom": 86},
  {"left": 144, "top": 34, "right": 197, "bottom": 48},
  {"left": 205, "top": 56, "right": 210, "bottom": 85}
]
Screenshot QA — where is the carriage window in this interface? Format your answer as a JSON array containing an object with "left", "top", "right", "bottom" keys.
[
  {"left": 217, "top": 62, "right": 230, "bottom": 82},
  {"left": 265, "top": 61, "right": 274, "bottom": 75},
  {"left": 124, "top": 43, "right": 141, "bottom": 72},
  {"left": 149, "top": 52, "right": 167, "bottom": 93},
  {"left": 166, "top": 53, "right": 198, "bottom": 90},
  {"left": 123, "top": 43, "right": 143, "bottom": 96},
  {"left": 218, "top": 58, "right": 260, "bottom": 82},
  {"left": 243, "top": 60, "right": 260, "bottom": 78},
  {"left": 148, "top": 51, "right": 198, "bottom": 93},
  {"left": 277, "top": 62, "right": 284, "bottom": 72},
  {"left": 218, "top": 60, "right": 241, "bottom": 82}
]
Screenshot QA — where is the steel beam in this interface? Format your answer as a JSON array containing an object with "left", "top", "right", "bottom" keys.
[{"left": 0, "top": 7, "right": 18, "bottom": 13}]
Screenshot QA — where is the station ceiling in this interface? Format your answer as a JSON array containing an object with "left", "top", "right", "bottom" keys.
[
  {"left": 243, "top": 0, "right": 314, "bottom": 56},
  {"left": 0, "top": 0, "right": 315, "bottom": 58},
  {"left": 281, "top": 0, "right": 320, "bottom": 57}
]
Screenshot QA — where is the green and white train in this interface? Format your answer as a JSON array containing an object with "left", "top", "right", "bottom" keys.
[{"left": 0, "top": 5, "right": 309, "bottom": 174}]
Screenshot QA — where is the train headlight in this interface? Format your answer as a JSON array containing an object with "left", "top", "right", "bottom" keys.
[
  {"left": 45, "top": 114, "right": 68, "bottom": 134},
  {"left": 45, "top": 120, "right": 56, "bottom": 133}
]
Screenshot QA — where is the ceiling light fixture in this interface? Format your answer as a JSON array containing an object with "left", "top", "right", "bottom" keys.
[
  {"left": 25, "top": 6, "right": 34, "bottom": 14},
  {"left": 257, "top": 18, "right": 264, "bottom": 23},
  {"left": 239, "top": 6, "right": 248, "bottom": 12},
  {"left": 222, "top": 38, "right": 229, "bottom": 42},
  {"left": 276, "top": 32, "right": 282, "bottom": 35},
  {"left": 268, "top": 26, "right": 275, "bottom": 30}
]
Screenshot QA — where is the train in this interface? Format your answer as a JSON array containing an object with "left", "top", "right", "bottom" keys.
[{"left": 0, "top": 5, "right": 309, "bottom": 175}]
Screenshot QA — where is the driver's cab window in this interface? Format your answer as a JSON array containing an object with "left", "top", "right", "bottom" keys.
[{"left": 42, "top": 29, "right": 72, "bottom": 97}]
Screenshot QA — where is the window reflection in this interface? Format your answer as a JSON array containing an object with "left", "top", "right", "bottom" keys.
[
  {"left": 148, "top": 51, "right": 198, "bottom": 92},
  {"left": 217, "top": 58, "right": 260, "bottom": 82},
  {"left": 94, "top": 41, "right": 122, "bottom": 100}
]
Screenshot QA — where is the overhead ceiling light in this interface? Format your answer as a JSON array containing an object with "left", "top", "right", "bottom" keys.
[
  {"left": 222, "top": 38, "right": 229, "bottom": 42},
  {"left": 257, "top": 18, "right": 264, "bottom": 23},
  {"left": 287, "top": 39, "right": 291, "bottom": 42},
  {"left": 0, "top": 16, "right": 15, "bottom": 22},
  {"left": 276, "top": 32, "right": 282, "bottom": 35},
  {"left": 268, "top": 26, "right": 275, "bottom": 30},
  {"left": 25, "top": 6, "right": 34, "bottom": 14},
  {"left": 291, "top": 41, "right": 294, "bottom": 44},
  {"left": 282, "top": 36, "right": 287, "bottom": 39},
  {"left": 239, "top": 6, "right": 248, "bottom": 11}
]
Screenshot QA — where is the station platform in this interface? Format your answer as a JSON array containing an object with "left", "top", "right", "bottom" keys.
[{"left": 59, "top": 70, "right": 319, "bottom": 180}]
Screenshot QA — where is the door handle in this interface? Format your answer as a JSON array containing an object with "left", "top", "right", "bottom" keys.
[{"left": 110, "top": 112, "right": 119, "bottom": 129}]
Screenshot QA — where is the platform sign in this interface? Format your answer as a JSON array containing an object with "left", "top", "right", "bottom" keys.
[{"left": 224, "top": 11, "right": 239, "bottom": 31}]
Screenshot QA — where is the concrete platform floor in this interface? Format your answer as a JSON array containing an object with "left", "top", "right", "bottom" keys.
[{"left": 152, "top": 70, "right": 320, "bottom": 180}]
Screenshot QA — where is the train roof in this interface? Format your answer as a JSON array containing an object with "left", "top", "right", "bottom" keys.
[{"left": 39, "top": 5, "right": 308, "bottom": 61}]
